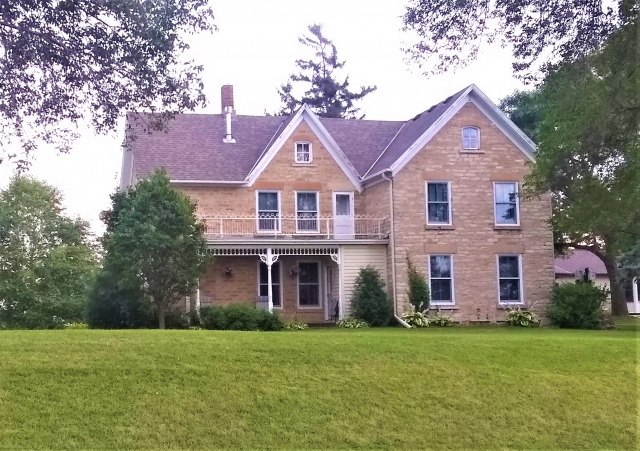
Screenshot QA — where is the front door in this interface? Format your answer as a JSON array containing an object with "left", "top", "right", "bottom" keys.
[{"left": 333, "top": 192, "right": 354, "bottom": 239}]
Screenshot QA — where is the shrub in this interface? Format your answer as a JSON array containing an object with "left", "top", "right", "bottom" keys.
[
  {"left": 65, "top": 322, "right": 89, "bottom": 330},
  {"left": 505, "top": 308, "right": 539, "bottom": 327},
  {"left": 406, "top": 256, "right": 430, "bottom": 312},
  {"left": 548, "top": 281, "right": 608, "bottom": 329},
  {"left": 401, "top": 311, "right": 429, "bottom": 327},
  {"left": 337, "top": 318, "right": 369, "bottom": 329},
  {"left": 284, "top": 319, "right": 309, "bottom": 330},
  {"left": 430, "top": 312, "right": 454, "bottom": 327},
  {"left": 199, "top": 304, "right": 283, "bottom": 331},
  {"left": 351, "top": 266, "right": 393, "bottom": 326}
]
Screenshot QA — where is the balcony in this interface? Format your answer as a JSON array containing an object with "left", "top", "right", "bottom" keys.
[{"left": 201, "top": 215, "right": 389, "bottom": 240}]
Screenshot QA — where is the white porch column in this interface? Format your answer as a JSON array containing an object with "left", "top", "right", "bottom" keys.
[
  {"left": 633, "top": 278, "right": 639, "bottom": 314},
  {"left": 260, "top": 248, "right": 279, "bottom": 313},
  {"left": 331, "top": 249, "right": 341, "bottom": 320}
]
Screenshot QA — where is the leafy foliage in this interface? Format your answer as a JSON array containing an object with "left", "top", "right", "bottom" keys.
[
  {"left": 277, "top": 24, "right": 376, "bottom": 119},
  {"left": 351, "top": 266, "right": 393, "bottom": 327},
  {"left": 402, "top": 0, "right": 630, "bottom": 80},
  {"left": 199, "top": 304, "right": 283, "bottom": 331},
  {"left": 406, "top": 256, "right": 430, "bottom": 312},
  {"left": 401, "top": 311, "right": 429, "bottom": 328},
  {"left": 548, "top": 282, "right": 608, "bottom": 329},
  {"left": 336, "top": 318, "right": 369, "bottom": 329},
  {"left": 505, "top": 308, "right": 539, "bottom": 327},
  {"left": 0, "top": 176, "right": 98, "bottom": 328},
  {"left": 0, "top": 0, "right": 215, "bottom": 165},
  {"left": 429, "top": 312, "right": 454, "bottom": 327},
  {"left": 498, "top": 90, "right": 541, "bottom": 143},
  {"left": 283, "top": 319, "right": 309, "bottom": 330},
  {"left": 100, "top": 169, "right": 209, "bottom": 328}
]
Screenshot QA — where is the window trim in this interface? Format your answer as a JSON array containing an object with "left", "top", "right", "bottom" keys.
[
  {"left": 255, "top": 190, "right": 282, "bottom": 233},
  {"left": 493, "top": 181, "right": 520, "bottom": 226},
  {"left": 496, "top": 254, "right": 524, "bottom": 305},
  {"left": 296, "top": 260, "right": 322, "bottom": 309},
  {"left": 425, "top": 181, "right": 452, "bottom": 226},
  {"left": 294, "top": 190, "right": 320, "bottom": 233},
  {"left": 294, "top": 141, "right": 313, "bottom": 164},
  {"left": 428, "top": 254, "right": 455, "bottom": 305},
  {"left": 256, "top": 260, "right": 283, "bottom": 308},
  {"left": 462, "top": 126, "right": 480, "bottom": 150}
]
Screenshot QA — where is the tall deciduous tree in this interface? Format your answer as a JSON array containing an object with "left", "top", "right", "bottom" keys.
[
  {"left": 101, "top": 169, "right": 209, "bottom": 329},
  {"left": 0, "top": 176, "right": 98, "bottom": 328},
  {"left": 277, "top": 24, "right": 377, "bottom": 119},
  {"left": 498, "top": 90, "right": 541, "bottom": 144},
  {"left": 523, "top": 20, "right": 640, "bottom": 316},
  {"left": 0, "top": 0, "right": 215, "bottom": 166}
]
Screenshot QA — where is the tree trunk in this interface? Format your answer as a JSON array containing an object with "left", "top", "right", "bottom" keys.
[
  {"left": 158, "top": 303, "right": 166, "bottom": 329},
  {"left": 602, "top": 257, "right": 629, "bottom": 317}
]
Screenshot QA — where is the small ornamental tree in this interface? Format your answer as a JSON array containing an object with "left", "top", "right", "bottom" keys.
[
  {"left": 101, "top": 169, "right": 209, "bottom": 329},
  {"left": 406, "top": 256, "right": 430, "bottom": 312},
  {"left": 351, "top": 266, "right": 393, "bottom": 326}
]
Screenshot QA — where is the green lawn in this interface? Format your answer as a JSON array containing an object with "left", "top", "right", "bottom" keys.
[{"left": 0, "top": 328, "right": 637, "bottom": 450}]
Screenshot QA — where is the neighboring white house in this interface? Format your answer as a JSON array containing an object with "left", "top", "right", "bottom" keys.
[{"left": 555, "top": 249, "right": 639, "bottom": 314}]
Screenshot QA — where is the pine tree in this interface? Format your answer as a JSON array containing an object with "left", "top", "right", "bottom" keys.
[
  {"left": 351, "top": 266, "right": 393, "bottom": 326},
  {"left": 277, "top": 24, "right": 377, "bottom": 119}
]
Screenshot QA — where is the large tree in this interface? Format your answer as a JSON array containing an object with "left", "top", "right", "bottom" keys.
[
  {"left": 402, "top": 0, "right": 635, "bottom": 80},
  {"left": 498, "top": 90, "right": 541, "bottom": 144},
  {"left": 0, "top": 176, "right": 98, "bottom": 328},
  {"left": 277, "top": 24, "right": 377, "bottom": 119},
  {"left": 0, "top": 0, "right": 215, "bottom": 166},
  {"left": 101, "top": 169, "right": 209, "bottom": 329},
  {"left": 522, "top": 20, "right": 640, "bottom": 316}
]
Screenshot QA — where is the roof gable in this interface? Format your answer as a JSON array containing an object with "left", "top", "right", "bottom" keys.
[
  {"left": 246, "top": 105, "right": 364, "bottom": 191},
  {"left": 363, "top": 85, "right": 537, "bottom": 180}
]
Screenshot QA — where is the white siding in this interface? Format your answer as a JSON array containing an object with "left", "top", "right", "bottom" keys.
[{"left": 340, "top": 244, "right": 388, "bottom": 317}]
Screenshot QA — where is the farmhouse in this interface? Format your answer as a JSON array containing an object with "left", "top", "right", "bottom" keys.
[{"left": 120, "top": 84, "right": 554, "bottom": 323}]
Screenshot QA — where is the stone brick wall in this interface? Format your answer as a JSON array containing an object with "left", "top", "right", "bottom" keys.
[{"left": 391, "top": 102, "right": 554, "bottom": 322}]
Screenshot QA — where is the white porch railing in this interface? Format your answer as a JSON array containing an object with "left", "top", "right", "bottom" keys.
[{"left": 201, "top": 215, "right": 389, "bottom": 240}]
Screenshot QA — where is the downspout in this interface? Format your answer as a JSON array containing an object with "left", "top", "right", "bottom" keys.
[{"left": 382, "top": 172, "right": 411, "bottom": 328}]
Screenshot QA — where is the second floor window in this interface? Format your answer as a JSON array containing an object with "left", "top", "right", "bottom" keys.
[
  {"left": 257, "top": 191, "right": 280, "bottom": 232},
  {"left": 296, "top": 191, "right": 319, "bottom": 232},
  {"left": 494, "top": 182, "right": 519, "bottom": 225},
  {"left": 295, "top": 142, "right": 312, "bottom": 163},
  {"left": 426, "top": 181, "right": 451, "bottom": 225},
  {"left": 462, "top": 126, "right": 480, "bottom": 150}
]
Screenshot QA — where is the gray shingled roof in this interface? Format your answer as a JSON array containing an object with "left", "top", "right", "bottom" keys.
[{"left": 128, "top": 87, "right": 472, "bottom": 182}]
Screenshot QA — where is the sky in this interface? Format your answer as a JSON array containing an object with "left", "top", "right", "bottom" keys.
[{"left": 0, "top": 0, "right": 526, "bottom": 236}]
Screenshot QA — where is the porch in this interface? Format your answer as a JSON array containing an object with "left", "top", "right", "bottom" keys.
[{"left": 189, "top": 242, "right": 389, "bottom": 324}]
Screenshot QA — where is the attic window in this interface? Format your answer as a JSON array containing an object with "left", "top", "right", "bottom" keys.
[
  {"left": 295, "top": 142, "right": 312, "bottom": 163},
  {"left": 462, "top": 126, "right": 480, "bottom": 150}
]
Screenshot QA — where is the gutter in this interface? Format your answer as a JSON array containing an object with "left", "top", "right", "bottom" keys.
[
  {"left": 382, "top": 172, "right": 411, "bottom": 328},
  {"left": 170, "top": 180, "right": 247, "bottom": 185}
]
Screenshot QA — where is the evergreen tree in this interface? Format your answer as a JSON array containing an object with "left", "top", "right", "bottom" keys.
[
  {"left": 351, "top": 266, "right": 392, "bottom": 326},
  {"left": 277, "top": 24, "right": 377, "bottom": 119},
  {"left": 406, "top": 256, "right": 430, "bottom": 312}
]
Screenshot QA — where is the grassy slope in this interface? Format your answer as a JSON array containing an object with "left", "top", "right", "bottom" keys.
[{"left": 0, "top": 328, "right": 636, "bottom": 450}]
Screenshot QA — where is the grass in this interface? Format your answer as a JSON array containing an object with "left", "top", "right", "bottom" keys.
[{"left": 0, "top": 327, "right": 637, "bottom": 450}]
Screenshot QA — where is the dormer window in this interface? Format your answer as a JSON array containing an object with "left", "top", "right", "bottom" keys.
[
  {"left": 295, "top": 142, "right": 312, "bottom": 163},
  {"left": 462, "top": 126, "right": 480, "bottom": 150}
]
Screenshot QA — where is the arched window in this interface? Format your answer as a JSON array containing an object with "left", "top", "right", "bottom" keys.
[
  {"left": 462, "top": 126, "right": 480, "bottom": 150},
  {"left": 295, "top": 141, "right": 312, "bottom": 163}
]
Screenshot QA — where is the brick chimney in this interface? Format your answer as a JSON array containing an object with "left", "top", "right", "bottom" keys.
[
  {"left": 221, "top": 85, "right": 234, "bottom": 114},
  {"left": 221, "top": 85, "right": 236, "bottom": 143}
]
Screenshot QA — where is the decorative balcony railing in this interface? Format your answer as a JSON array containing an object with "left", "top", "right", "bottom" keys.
[{"left": 201, "top": 214, "right": 389, "bottom": 240}]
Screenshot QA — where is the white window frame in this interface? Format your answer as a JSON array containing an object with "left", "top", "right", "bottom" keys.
[
  {"left": 496, "top": 254, "right": 524, "bottom": 305},
  {"left": 255, "top": 190, "right": 281, "bottom": 233},
  {"left": 295, "top": 141, "right": 312, "bottom": 163},
  {"left": 296, "top": 260, "right": 322, "bottom": 309},
  {"left": 257, "top": 260, "right": 283, "bottom": 308},
  {"left": 493, "top": 181, "right": 520, "bottom": 226},
  {"left": 295, "top": 191, "right": 320, "bottom": 233},
  {"left": 462, "top": 126, "right": 480, "bottom": 150},
  {"left": 428, "top": 254, "right": 455, "bottom": 305},
  {"left": 425, "top": 181, "right": 452, "bottom": 226}
]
